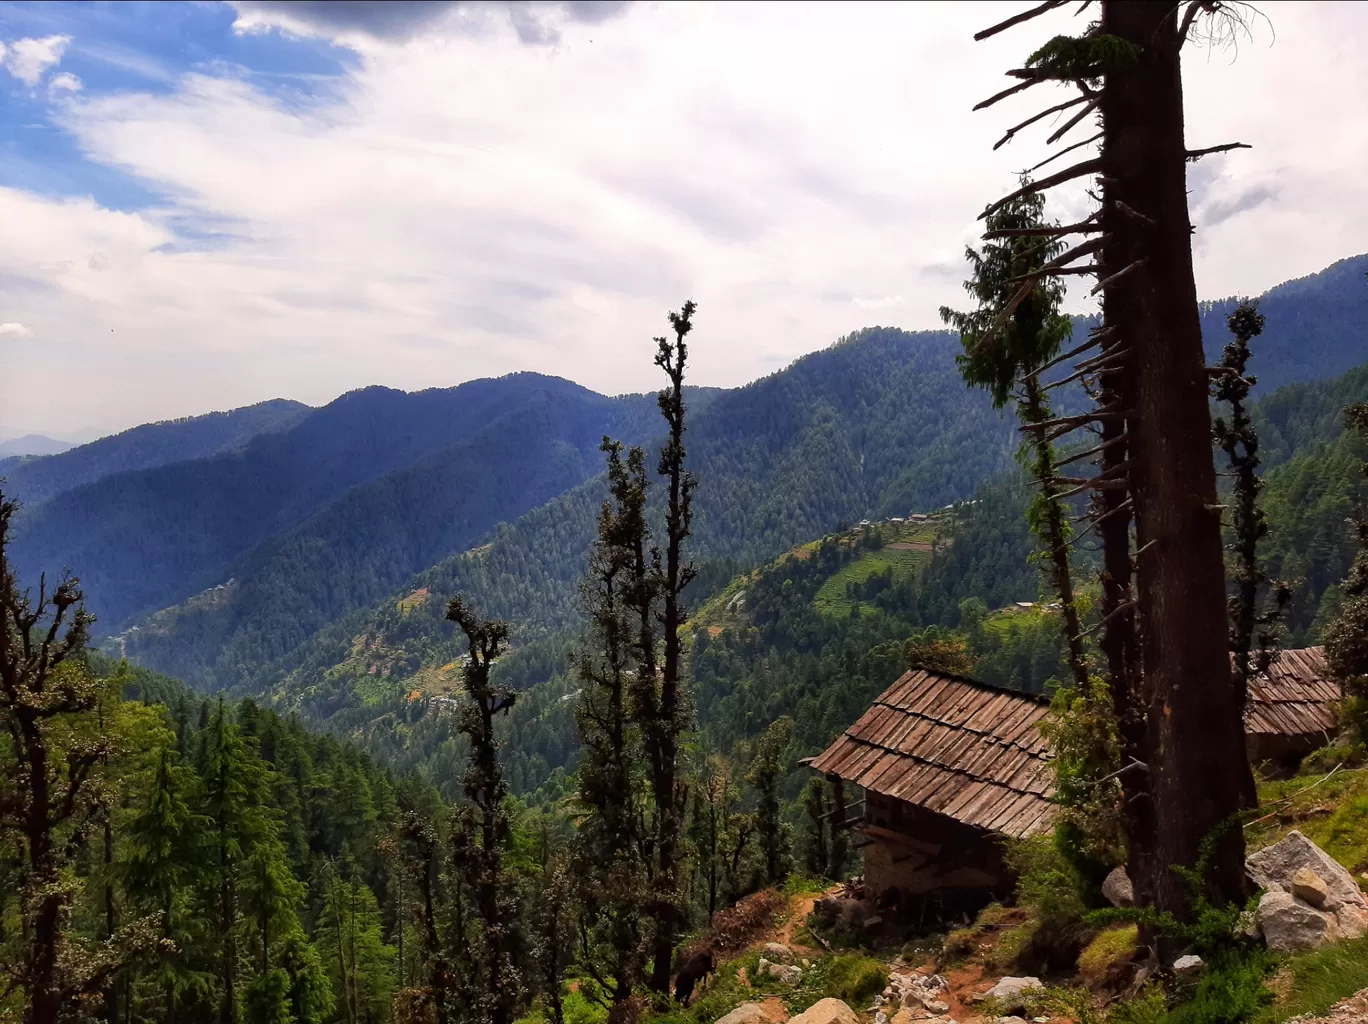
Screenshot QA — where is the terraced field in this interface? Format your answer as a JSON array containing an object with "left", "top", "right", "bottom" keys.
[{"left": 811, "top": 520, "right": 947, "bottom": 619}]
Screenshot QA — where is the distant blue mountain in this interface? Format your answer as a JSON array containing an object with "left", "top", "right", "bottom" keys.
[
  {"left": 0, "top": 434, "right": 75, "bottom": 459},
  {"left": 2, "top": 399, "right": 310, "bottom": 507}
]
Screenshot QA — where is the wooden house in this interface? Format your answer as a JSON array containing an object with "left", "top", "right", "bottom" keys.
[
  {"left": 808, "top": 669, "right": 1055, "bottom": 900},
  {"left": 811, "top": 649, "right": 1340, "bottom": 900},
  {"left": 1244, "top": 646, "right": 1341, "bottom": 773}
]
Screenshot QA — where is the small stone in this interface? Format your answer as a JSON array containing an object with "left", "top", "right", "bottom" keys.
[
  {"left": 1102, "top": 866, "right": 1135, "bottom": 908},
  {"left": 764, "top": 942, "right": 795, "bottom": 963},
  {"left": 923, "top": 1001, "right": 949, "bottom": 1015},
  {"left": 889, "top": 1011, "right": 914, "bottom": 1024},
  {"left": 1172, "top": 954, "right": 1204, "bottom": 978},
  {"left": 995, "top": 1018, "right": 1029, "bottom": 1024},
  {"left": 876, "top": 1012, "right": 889, "bottom": 1024},
  {"left": 1292, "top": 867, "right": 1331, "bottom": 909}
]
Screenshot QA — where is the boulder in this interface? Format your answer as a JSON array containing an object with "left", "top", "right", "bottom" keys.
[
  {"left": 764, "top": 942, "right": 795, "bottom": 963},
  {"left": 1102, "top": 866, "right": 1135, "bottom": 908},
  {"left": 787, "top": 999, "right": 859, "bottom": 1024},
  {"left": 1335, "top": 901, "right": 1368, "bottom": 940},
  {"left": 715, "top": 1005, "right": 772, "bottom": 1024},
  {"left": 1292, "top": 867, "right": 1331, "bottom": 909},
  {"left": 1172, "top": 954, "right": 1204, "bottom": 978},
  {"left": 888, "top": 1013, "right": 914, "bottom": 1024},
  {"left": 1257, "top": 891, "right": 1338, "bottom": 953},
  {"left": 875, "top": 1013, "right": 888, "bottom": 1024},
  {"left": 756, "top": 958, "right": 802, "bottom": 985},
  {"left": 1247, "top": 831, "right": 1367, "bottom": 914},
  {"left": 983, "top": 977, "right": 1044, "bottom": 1014},
  {"left": 922, "top": 1000, "right": 950, "bottom": 1015}
]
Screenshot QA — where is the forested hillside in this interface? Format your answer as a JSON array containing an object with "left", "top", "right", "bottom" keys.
[
  {"left": 232, "top": 355, "right": 1368, "bottom": 803},
  {"left": 10, "top": 376, "right": 662, "bottom": 632},
  {"left": 0, "top": 399, "right": 310, "bottom": 507},
  {"left": 124, "top": 327, "right": 1021, "bottom": 694},
  {"left": 1197, "top": 253, "right": 1368, "bottom": 393}
]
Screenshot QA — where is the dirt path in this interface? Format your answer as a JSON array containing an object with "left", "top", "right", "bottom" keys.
[{"left": 779, "top": 893, "right": 822, "bottom": 948}]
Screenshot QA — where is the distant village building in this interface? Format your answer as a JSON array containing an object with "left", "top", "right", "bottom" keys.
[{"left": 810, "top": 648, "right": 1340, "bottom": 902}]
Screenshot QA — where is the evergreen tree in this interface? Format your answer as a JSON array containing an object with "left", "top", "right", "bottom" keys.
[
  {"left": 644, "top": 301, "right": 698, "bottom": 992},
  {"left": 574, "top": 440, "right": 651, "bottom": 1010},
  {"left": 1325, "top": 402, "right": 1368, "bottom": 727},
  {"left": 122, "top": 746, "right": 211, "bottom": 1022},
  {"left": 745, "top": 717, "right": 793, "bottom": 887},
  {"left": 445, "top": 596, "right": 522, "bottom": 1024},
  {"left": 1213, "top": 299, "right": 1289, "bottom": 794},
  {"left": 198, "top": 697, "right": 284, "bottom": 1023}
]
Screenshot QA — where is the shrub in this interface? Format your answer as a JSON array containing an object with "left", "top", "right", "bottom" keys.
[
  {"left": 705, "top": 889, "right": 788, "bottom": 958},
  {"left": 940, "top": 928, "right": 977, "bottom": 964},
  {"left": 1005, "top": 834, "right": 1091, "bottom": 973},
  {"left": 1164, "top": 950, "right": 1271, "bottom": 1024}
]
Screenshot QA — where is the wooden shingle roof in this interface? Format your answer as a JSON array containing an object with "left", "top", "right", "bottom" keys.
[
  {"left": 1244, "top": 646, "right": 1341, "bottom": 738},
  {"left": 809, "top": 669, "right": 1056, "bottom": 839}
]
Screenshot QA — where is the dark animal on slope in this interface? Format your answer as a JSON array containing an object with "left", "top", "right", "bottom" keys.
[{"left": 674, "top": 948, "right": 714, "bottom": 1006}]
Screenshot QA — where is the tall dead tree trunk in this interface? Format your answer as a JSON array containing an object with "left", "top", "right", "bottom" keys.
[
  {"left": 1099, "top": 0, "right": 1252, "bottom": 911},
  {"left": 968, "top": 0, "right": 1260, "bottom": 920}
]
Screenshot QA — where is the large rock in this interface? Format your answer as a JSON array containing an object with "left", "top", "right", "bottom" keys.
[
  {"left": 1247, "top": 831, "right": 1366, "bottom": 913},
  {"left": 1102, "top": 866, "right": 1135, "bottom": 908},
  {"left": 983, "top": 977, "right": 1044, "bottom": 1014},
  {"left": 787, "top": 999, "right": 859, "bottom": 1024},
  {"left": 1257, "top": 891, "right": 1338, "bottom": 953},
  {"left": 715, "top": 1005, "right": 772, "bottom": 1024}
]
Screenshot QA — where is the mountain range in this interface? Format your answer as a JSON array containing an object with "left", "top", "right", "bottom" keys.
[{"left": 1, "top": 252, "right": 1365, "bottom": 793}]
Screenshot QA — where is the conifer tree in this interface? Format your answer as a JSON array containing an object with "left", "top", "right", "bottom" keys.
[
  {"left": 122, "top": 746, "right": 210, "bottom": 1022},
  {"left": 967, "top": 0, "right": 1261, "bottom": 918},
  {"left": 745, "top": 717, "right": 793, "bottom": 887},
  {"left": 645, "top": 301, "right": 698, "bottom": 993},
  {"left": 1213, "top": 300, "right": 1288, "bottom": 795},
  {"left": 688, "top": 755, "right": 746, "bottom": 921},
  {"left": 445, "top": 596, "right": 522, "bottom": 1024},
  {"left": 198, "top": 697, "right": 284, "bottom": 1023},
  {"left": 1325, "top": 402, "right": 1368, "bottom": 726},
  {"left": 574, "top": 440, "right": 652, "bottom": 1010}
]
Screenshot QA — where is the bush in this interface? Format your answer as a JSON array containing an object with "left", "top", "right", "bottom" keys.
[
  {"left": 786, "top": 954, "right": 886, "bottom": 1013},
  {"left": 940, "top": 928, "right": 977, "bottom": 964},
  {"left": 1004, "top": 834, "right": 1091, "bottom": 973},
  {"left": 1164, "top": 950, "right": 1271, "bottom": 1024},
  {"left": 705, "top": 889, "right": 789, "bottom": 958}
]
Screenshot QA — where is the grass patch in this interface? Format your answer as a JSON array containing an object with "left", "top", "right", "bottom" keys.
[
  {"left": 1255, "top": 936, "right": 1368, "bottom": 1022},
  {"left": 1077, "top": 925, "right": 1138, "bottom": 987},
  {"left": 1250, "top": 766, "right": 1368, "bottom": 873},
  {"left": 812, "top": 547, "right": 929, "bottom": 619},
  {"left": 786, "top": 954, "right": 886, "bottom": 1014}
]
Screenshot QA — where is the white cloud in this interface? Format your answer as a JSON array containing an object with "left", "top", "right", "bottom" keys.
[
  {"left": 2, "top": 2, "right": 1366, "bottom": 437},
  {"left": 1, "top": 34, "right": 71, "bottom": 86},
  {"left": 0, "top": 322, "right": 33, "bottom": 338},
  {"left": 48, "top": 71, "right": 83, "bottom": 93}
]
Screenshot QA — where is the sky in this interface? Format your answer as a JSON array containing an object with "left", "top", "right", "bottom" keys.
[{"left": 0, "top": 1, "right": 1365, "bottom": 441}]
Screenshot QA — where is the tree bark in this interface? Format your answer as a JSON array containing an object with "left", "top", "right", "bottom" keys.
[{"left": 1100, "top": 0, "right": 1253, "bottom": 913}]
